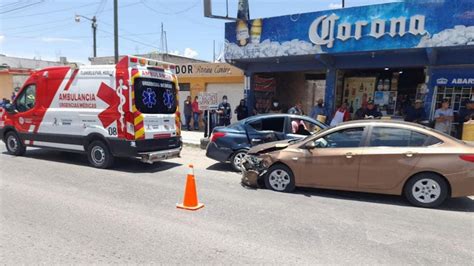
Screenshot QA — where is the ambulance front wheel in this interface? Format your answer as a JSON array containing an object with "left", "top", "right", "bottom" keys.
[
  {"left": 5, "top": 131, "right": 26, "bottom": 156},
  {"left": 87, "top": 140, "right": 114, "bottom": 169}
]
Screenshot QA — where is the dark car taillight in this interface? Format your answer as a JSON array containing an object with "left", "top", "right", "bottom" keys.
[
  {"left": 210, "top": 132, "right": 226, "bottom": 142},
  {"left": 459, "top": 155, "right": 474, "bottom": 163}
]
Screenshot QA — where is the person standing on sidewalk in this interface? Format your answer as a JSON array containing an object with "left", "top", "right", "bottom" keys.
[
  {"left": 288, "top": 101, "right": 303, "bottom": 115},
  {"left": 309, "top": 99, "right": 328, "bottom": 122},
  {"left": 234, "top": 99, "right": 249, "bottom": 121},
  {"left": 192, "top": 96, "right": 201, "bottom": 130},
  {"left": 330, "top": 102, "right": 350, "bottom": 126},
  {"left": 217, "top": 95, "right": 232, "bottom": 126},
  {"left": 183, "top": 96, "right": 193, "bottom": 131},
  {"left": 434, "top": 98, "right": 454, "bottom": 135}
]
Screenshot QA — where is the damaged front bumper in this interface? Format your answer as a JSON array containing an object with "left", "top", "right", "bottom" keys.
[{"left": 240, "top": 154, "right": 268, "bottom": 188}]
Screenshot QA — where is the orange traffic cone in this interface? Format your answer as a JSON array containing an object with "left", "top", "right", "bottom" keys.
[{"left": 177, "top": 164, "right": 204, "bottom": 211}]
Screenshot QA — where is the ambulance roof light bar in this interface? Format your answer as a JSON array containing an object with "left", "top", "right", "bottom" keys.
[{"left": 129, "top": 56, "right": 176, "bottom": 72}]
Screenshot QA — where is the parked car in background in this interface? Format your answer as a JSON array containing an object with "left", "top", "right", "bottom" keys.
[
  {"left": 241, "top": 120, "right": 474, "bottom": 208},
  {"left": 206, "top": 114, "right": 327, "bottom": 171}
]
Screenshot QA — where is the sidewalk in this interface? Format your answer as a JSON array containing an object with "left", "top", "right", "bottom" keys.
[{"left": 181, "top": 130, "right": 206, "bottom": 147}]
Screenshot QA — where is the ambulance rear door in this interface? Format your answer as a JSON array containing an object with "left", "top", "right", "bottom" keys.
[{"left": 133, "top": 76, "right": 178, "bottom": 140}]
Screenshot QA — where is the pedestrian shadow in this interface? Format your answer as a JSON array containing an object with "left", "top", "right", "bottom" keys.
[
  {"left": 3, "top": 149, "right": 181, "bottom": 173},
  {"left": 294, "top": 187, "right": 474, "bottom": 213}
]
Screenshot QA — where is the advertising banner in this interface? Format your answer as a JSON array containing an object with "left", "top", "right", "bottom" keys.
[{"left": 225, "top": 0, "right": 474, "bottom": 60}]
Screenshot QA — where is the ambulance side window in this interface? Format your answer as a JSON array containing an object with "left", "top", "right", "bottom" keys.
[{"left": 16, "top": 84, "right": 36, "bottom": 112}]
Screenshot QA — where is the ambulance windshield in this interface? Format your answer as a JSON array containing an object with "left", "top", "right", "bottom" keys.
[{"left": 134, "top": 78, "right": 177, "bottom": 114}]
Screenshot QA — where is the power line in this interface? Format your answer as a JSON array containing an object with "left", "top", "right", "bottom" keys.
[
  {"left": 99, "top": 19, "right": 159, "bottom": 46},
  {"left": 0, "top": 0, "right": 45, "bottom": 15},
  {"left": 98, "top": 28, "right": 160, "bottom": 51},
  {"left": 95, "top": 0, "right": 107, "bottom": 16},
  {"left": 140, "top": 0, "right": 221, "bottom": 29},
  {"left": 1, "top": 17, "right": 73, "bottom": 31},
  {"left": 1, "top": 1, "right": 141, "bottom": 31},
  {"left": 4, "top": 21, "right": 78, "bottom": 36},
  {"left": 2, "top": 2, "right": 99, "bottom": 19},
  {"left": 141, "top": 0, "right": 200, "bottom": 15},
  {"left": 0, "top": 1, "right": 27, "bottom": 10}
]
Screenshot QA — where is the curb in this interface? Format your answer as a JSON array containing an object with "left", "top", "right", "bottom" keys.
[{"left": 183, "top": 141, "right": 201, "bottom": 149}]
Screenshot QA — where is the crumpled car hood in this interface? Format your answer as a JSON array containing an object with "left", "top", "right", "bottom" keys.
[{"left": 248, "top": 140, "right": 291, "bottom": 155}]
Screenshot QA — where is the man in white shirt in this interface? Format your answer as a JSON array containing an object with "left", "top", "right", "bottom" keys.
[{"left": 434, "top": 98, "right": 454, "bottom": 135}]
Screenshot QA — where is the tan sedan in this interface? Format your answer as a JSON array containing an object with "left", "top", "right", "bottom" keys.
[{"left": 242, "top": 120, "right": 474, "bottom": 208}]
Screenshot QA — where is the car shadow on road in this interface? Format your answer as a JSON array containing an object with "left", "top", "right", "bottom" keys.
[
  {"left": 3, "top": 149, "right": 181, "bottom": 174},
  {"left": 206, "top": 162, "right": 236, "bottom": 173},
  {"left": 294, "top": 187, "right": 474, "bottom": 213}
]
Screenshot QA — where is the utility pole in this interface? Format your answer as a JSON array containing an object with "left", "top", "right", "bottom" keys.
[
  {"left": 92, "top": 16, "right": 97, "bottom": 57},
  {"left": 75, "top": 14, "right": 98, "bottom": 57},
  {"left": 160, "top": 23, "right": 164, "bottom": 54},
  {"left": 114, "top": 0, "right": 119, "bottom": 63},
  {"left": 342, "top": 0, "right": 345, "bottom": 8},
  {"left": 213, "top": 40, "right": 216, "bottom": 62}
]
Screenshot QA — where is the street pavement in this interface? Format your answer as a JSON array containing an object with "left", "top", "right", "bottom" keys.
[{"left": 1, "top": 145, "right": 473, "bottom": 264}]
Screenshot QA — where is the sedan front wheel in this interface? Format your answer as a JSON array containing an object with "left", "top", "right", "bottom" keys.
[{"left": 265, "top": 164, "right": 295, "bottom": 192}]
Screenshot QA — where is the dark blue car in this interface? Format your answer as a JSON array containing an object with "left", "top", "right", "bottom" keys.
[{"left": 206, "top": 113, "right": 327, "bottom": 171}]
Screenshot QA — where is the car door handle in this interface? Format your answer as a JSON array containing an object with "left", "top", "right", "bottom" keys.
[
  {"left": 404, "top": 152, "right": 416, "bottom": 158},
  {"left": 345, "top": 152, "right": 354, "bottom": 159}
]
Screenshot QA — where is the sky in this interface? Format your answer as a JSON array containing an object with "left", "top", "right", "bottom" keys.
[{"left": 0, "top": 0, "right": 396, "bottom": 64}]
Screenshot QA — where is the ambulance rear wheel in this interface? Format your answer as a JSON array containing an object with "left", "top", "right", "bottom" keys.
[
  {"left": 87, "top": 140, "right": 114, "bottom": 169},
  {"left": 5, "top": 131, "right": 26, "bottom": 156}
]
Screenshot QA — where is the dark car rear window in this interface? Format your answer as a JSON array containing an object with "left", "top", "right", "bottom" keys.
[{"left": 248, "top": 117, "right": 285, "bottom": 132}]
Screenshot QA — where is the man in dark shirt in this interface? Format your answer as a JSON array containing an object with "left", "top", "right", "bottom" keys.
[
  {"left": 459, "top": 100, "right": 474, "bottom": 122},
  {"left": 217, "top": 95, "right": 232, "bottom": 126},
  {"left": 354, "top": 103, "right": 367, "bottom": 120},
  {"left": 457, "top": 100, "right": 474, "bottom": 138},
  {"left": 234, "top": 99, "right": 249, "bottom": 121},
  {"left": 364, "top": 101, "right": 382, "bottom": 119},
  {"left": 405, "top": 100, "right": 426, "bottom": 123},
  {"left": 183, "top": 96, "right": 192, "bottom": 130}
]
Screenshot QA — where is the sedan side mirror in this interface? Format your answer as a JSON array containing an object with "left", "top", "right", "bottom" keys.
[{"left": 305, "top": 141, "right": 317, "bottom": 149}]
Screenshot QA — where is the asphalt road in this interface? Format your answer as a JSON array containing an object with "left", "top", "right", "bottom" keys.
[{"left": 1, "top": 145, "right": 473, "bottom": 264}]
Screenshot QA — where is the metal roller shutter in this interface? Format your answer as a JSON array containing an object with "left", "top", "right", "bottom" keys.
[{"left": 206, "top": 83, "right": 244, "bottom": 124}]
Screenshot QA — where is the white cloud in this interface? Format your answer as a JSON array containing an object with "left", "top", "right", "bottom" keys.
[
  {"left": 40, "top": 37, "right": 80, "bottom": 43},
  {"left": 183, "top": 48, "right": 198, "bottom": 58},
  {"left": 329, "top": 3, "right": 342, "bottom": 9},
  {"left": 0, "top": 35, "right": 4, "bottom": 43}
]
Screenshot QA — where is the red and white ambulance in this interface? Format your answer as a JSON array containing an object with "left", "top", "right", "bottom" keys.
[{"left": 0, "top": 56, "right": 182, "bottom": 168}]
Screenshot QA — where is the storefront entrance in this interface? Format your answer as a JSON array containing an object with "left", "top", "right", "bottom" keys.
[
  {"left": 252, "top": 71, "right": 326, "bottom": 116},
  {"left": 335, "top": 67, "right": 426, "bottom": 120}
]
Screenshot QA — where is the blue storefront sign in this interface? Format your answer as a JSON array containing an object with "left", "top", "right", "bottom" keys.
[
  {"left": 225, "top": 0, "right": 474, "bottom": 60},
  {"left": 432, "top": 68, "right": 474, "bottom": 86}
]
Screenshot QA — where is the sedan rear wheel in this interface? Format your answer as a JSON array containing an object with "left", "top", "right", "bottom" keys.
[
  {"left": 231, "top": 150, "right": 247, "bottom": 172},
  {"left": 404, "top": 173, "right": 448, "bottom": 208},
  {"left": 265, "top": 164, "right": 295, "bottom": 192}
]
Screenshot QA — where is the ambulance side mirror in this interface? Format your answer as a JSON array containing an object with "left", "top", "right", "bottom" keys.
[{"left": 5, "top": 103, "right": 16, "bottom": 113}]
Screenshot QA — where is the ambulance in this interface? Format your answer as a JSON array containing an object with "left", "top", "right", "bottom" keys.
[{"left": 0, "top": 56, "right": 182, "bottom": 168}]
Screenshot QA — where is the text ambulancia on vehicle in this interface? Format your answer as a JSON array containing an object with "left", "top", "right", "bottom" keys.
[{"left": 0, "top": 56, "right": 182, "bottom": 168}]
